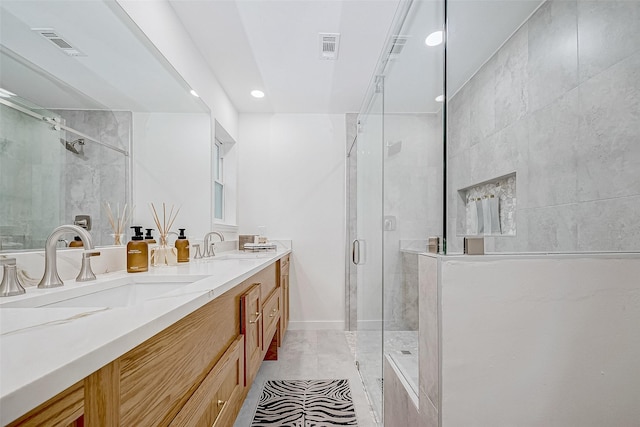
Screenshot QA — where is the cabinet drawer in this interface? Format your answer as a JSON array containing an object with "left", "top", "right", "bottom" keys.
[
  {"left": 279, "top": 255, "right": 290, "bottom": 276},
  {"left": 263, "top": 290, "right": 280, "bottom": 345},
  {"left": 258, "top": 262, "right": 278, "bottom": 302},
  {"left": 169, "top": 336, "right": 244, "bottom": 427}
]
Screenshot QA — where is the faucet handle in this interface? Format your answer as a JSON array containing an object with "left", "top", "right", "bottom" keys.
[
  {"left": 0, "top": 258, "right": 26, "bottom": 297},
  {"left": 0, "top": 258, "right": 17, "bottom": 266},
  {"left": 76, "top": 250, "right": 100, "bottom": 282},
  {"left": 192, "top": 244, "right": 203, "bottom": 259}
]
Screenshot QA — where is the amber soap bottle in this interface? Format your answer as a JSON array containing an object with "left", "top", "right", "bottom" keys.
[
  {"left": 127, "top": 226, "right": 148, "bottom": 273},
  {"left": 69, "top": 236, "right": 84, "bottom": 247},
  {"left": 175, "top": 228, "right": 190, "bottom": 263}
]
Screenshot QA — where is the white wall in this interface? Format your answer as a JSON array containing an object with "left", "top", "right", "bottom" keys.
[
  {"left": 116, "top": 0, "right": 238, "bottom": 140},
  {"left": 238, "top": 114, "right": 346, "bottom": 330},
  {"left": 132, "top": 112, "right": 211, "bottom": 239},
  {"left": 117, "top": 0, "right": 240, "bottom": 230},
  {"left": 439, "top": 254, "right": 640, "bottom": 426}
]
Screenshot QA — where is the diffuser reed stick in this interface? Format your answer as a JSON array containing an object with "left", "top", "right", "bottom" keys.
[
  {"left": 149, "top": 202, "right": 181, "bottom": 266},
  {"left": 104, "top": 202, "right": 133, "bottom": 245},
  {"left": 149, "top": 202, "right": 181, "bottom": 246}
]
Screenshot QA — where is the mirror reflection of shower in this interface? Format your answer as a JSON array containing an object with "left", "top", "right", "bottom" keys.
[{"left": 62, "top": 137, "right": 87, "bottom": 158}]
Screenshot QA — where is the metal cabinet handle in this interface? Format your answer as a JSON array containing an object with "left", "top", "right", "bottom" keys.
[
  {"left": 217, "top": 399, "right": 226, "bottom": 407},
  {"left": 352, "top": 239, "right": 360, "bottom": 265},
  {"left": 249, "top": 311, "right": 262, "bottom": 324}
]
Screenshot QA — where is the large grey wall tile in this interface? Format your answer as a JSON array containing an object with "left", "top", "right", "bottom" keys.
[
  {"left": 495, "top": 24, "right": 529, "bottom": 131},
  {"left": 577, "top": 0, "right": 640, "bottom": 82},
  {"left": 469, "top": 56, "right": 498, "bottom": 146},
  {"left": 448, "top": 84, "right": 471, "bottom": 157},
  {"left": 419, "top": 390, "right": 438, "bottom": 427},
  {"left": 419, "top": 255, "right": 439, "bottom": 409},
  {"left": 577, "top": 52, "right": 640, "bottom": 201},
  {"left": 527, "top": 88, "right": 579, "bottom": 208},
  {"left": 469, "top": 117, "right": 528, "bottom": 187},
  {"left": 524, "top": 204, "right": 578, "bottom": 251},
  {"left": 577, "top": 196, "right": 640, "bottom": 252},
  {"left": 527, "top": 0, "right": 578, "bottom": 112}
]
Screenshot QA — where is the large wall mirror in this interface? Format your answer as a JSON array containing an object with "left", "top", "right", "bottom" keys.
[{"left": 0, "top": 0, "right": 210, "bottom": 252}]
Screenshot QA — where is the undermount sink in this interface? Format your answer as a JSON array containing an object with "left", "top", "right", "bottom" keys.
[{"left": 0, "top": 276, "right": 205, "bottom": 308}]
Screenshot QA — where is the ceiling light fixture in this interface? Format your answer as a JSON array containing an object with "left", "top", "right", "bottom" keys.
[
  {"left": 0, "top": 88, "right": 16, "bottom": 98},
  {"left": 251, "top": 90, "right": 265, "bottom": 98},
  {"left": 425, "top": 31, "right": 443, "bottom": 47},
  {"left": 190, "top": 89, "right": 199, "bottom": 97},
  {"left": 435, "top": 95, "right": 445, "bottom": 102}
]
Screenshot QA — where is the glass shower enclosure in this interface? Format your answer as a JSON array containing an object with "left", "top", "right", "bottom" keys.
[{"left": 350, "top": 0, "right": 445, "bottom": 422}]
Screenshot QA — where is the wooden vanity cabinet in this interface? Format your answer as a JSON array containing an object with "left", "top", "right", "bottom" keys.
[
  {"left": 7, "top": 260, "right": 283, "bottom": 427},
  {"left": 279, "top": 254, "right": 290, "bottom": 343},
  {"left": 261, "top": 289, "right": 281, "bottom": 361},
  {"left": 7, "top": 381, "right": 84, "bottom": 427},
  {"left": 240, "top": 283, "right": 263, "bottom": 386},
  {"left": 169, "top": 335, "right": 244, "bottom": 427}
]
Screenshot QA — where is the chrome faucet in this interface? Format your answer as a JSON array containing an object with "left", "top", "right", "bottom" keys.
[
  {"left": 0, "top": 258, "right": 26, "bottom": 297},
  {"left": 203, "top": 231, "right": 225, "bottom": 258},
  {"left": 38, "top": 225, "right": 100, "bottom": 288}
]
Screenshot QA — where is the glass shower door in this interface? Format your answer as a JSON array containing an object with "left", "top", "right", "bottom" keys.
[{"left": 355, "top": 79, "right": 384, "bottom": 424}]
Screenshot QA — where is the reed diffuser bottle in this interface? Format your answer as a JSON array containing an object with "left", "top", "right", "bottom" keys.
[{"left": 149, "top": 203, "right": 180, "bottom": 267}]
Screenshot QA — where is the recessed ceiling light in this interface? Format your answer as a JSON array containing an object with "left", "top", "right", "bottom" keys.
[
  {"left": 251, "top": 90, "right": 265, "bottom": 98},
  {"left": 425, "top": 31, "right": 443, "bottom": 47},
  {"left": 190, "top": 89, "right": 199, "bottom": 97},
  {"left": 0, "top": 88, "right": 16, "bottom": 98},
  {"left": 435, "top": 95, "right": 445, "bottom": 102}
]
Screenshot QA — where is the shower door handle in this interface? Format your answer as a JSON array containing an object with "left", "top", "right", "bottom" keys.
[{"left": 352, "top": 239, "right": 361, "bottom": 265}]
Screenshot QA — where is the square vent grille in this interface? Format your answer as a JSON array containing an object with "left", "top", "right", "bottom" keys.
[
  {"left": 388, "top": 35, "right": 409, "bottom": 56},
  {"left": 319, "top": 33, "right": 340, "bottom": 60},
  {"left": 32, "top": 28, "right": 86, "bottom": 57}
]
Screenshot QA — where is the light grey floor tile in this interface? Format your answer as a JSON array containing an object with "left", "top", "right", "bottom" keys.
[{"left": 234, "top": 330, "right": 378, "bottom": 427}]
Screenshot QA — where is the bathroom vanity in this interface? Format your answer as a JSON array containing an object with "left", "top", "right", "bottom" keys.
[{"left": 0, "top": 250, "right": 291, "bottom": 426}]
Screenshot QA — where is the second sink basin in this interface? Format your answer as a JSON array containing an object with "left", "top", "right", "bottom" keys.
[{"left": 0, "top": 276, "right": 206, "bottom": 308}]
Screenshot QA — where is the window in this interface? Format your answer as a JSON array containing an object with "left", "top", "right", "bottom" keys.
[{"left": 214, "top": 139, "right": 224, "bottom": 220}]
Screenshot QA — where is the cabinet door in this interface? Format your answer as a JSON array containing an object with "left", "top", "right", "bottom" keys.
[
  {"left": 279, "top": 255, "right": 290, "bottom": 343},
  {"left": 240, "top": 284, "right": 262, "bottom": 386},
  {"left": 262, "top": 290, "right": 280, "bottom": 353},
  {"left": 282, "top": 272, "right": 290, "bottom": 340},
  {"left": 169, "top": 336, "right": 244, "bottom": 427}
]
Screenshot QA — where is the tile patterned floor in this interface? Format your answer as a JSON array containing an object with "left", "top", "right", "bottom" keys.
[{"left": 234, "top": 330, "right": 378, "bottom": 427}]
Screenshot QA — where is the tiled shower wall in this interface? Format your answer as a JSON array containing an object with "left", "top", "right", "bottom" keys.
[
  {"left": 384, "top": 113, "right": 442, "bottom": 330},
  {"left": 53, "top": 110, "right": 131, "bottom": 247},
  {"left": 447, "top": 0, "right": 640, "bottom": 253},
  {"left": 0, "top": 105, "right": 64, "bottom": 249}
]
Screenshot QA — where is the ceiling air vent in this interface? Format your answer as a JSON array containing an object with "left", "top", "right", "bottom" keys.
[
  {"left": 32, "top": 28, "right": 86, "bottom": 57},
  {"left": 319, "top": 33, "right": 340, "bottom": 60},
  {"left": 388, "top": 35, "right": 409, "bottom": 56}
]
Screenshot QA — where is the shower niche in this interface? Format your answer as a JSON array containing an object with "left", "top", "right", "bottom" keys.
[{"left": 458, "top": 173, "right": 516, "bottom": 237}]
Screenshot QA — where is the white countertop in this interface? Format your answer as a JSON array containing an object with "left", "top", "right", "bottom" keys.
[{"left": 0, "top": 248, "right": 290, "bottom": 425}]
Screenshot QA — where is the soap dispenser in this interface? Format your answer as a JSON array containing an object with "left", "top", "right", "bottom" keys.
[
  {"left": 175, "top": 228, "right": 190, "bottom": 263},
  {"left": 144, "top": 228, "right": 156, "bottom": 244},
  {"left": 127, "top": 226, "right": 148, "bottom": 273},
  {"left": 69, "top": 236, "right": 84, "bottom": 247}
]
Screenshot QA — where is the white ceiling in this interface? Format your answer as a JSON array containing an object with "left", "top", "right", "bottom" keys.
[
  {"left": 0, "top": 0, "right": 542, "bottom": 116},
  {"left": 169, "top": 0, "right": 401, "bottom": 114},
  {"left": 0, "top": 0, "right": 208, "bottom": 113},
  {"left": 170, "top": 0, "right": 542, "bottom": 115}
]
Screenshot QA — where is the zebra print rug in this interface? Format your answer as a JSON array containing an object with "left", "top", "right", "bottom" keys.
[{"left": 251, "top": 379, "right": 358, "bottom": 426}]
